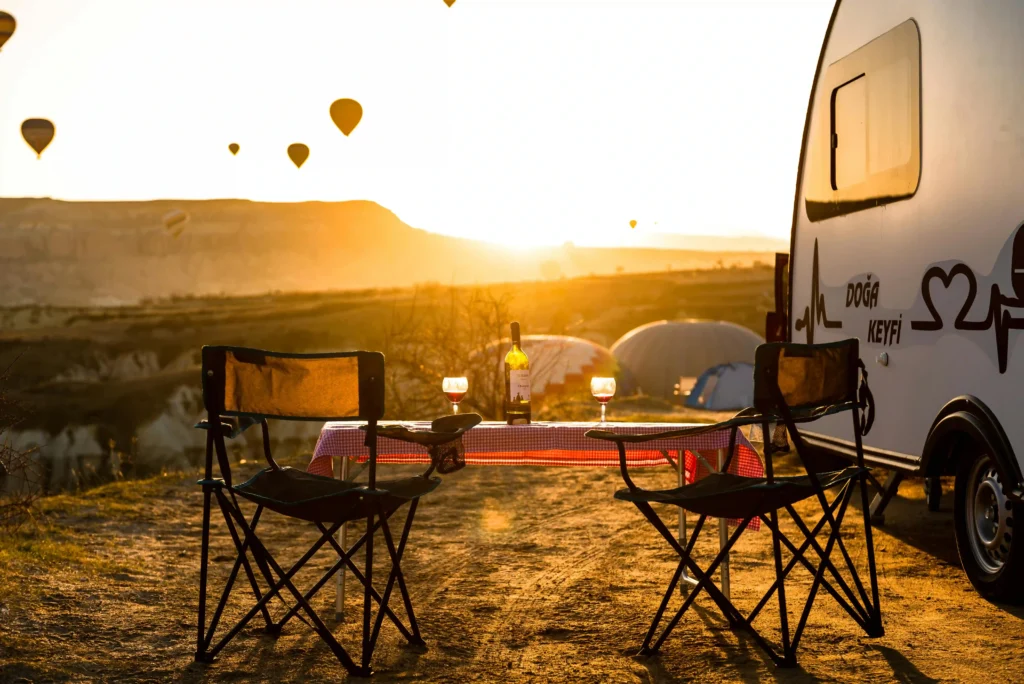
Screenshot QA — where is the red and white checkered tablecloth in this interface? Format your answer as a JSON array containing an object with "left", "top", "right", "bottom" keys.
[
  {"left": 309, "top": 421, "right": 763, "bottom": 530},
  {"left": 309, "top": 420, "right": 762, "bottom": 476},
  {"left": 310, "top": 421, "right": 763, "bottom": 530}
]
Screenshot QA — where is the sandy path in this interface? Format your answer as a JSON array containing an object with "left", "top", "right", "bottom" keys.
[{"left": 1, "top": 458, "right": 1022, "bottom": 683}]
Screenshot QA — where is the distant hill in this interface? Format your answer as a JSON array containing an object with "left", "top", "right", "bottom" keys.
[
  {"left": 0, "top": 198, "right": 777, "bottom": 306},
  {"left": 632, "top": 232, "right": 789, "bottom": 253}
]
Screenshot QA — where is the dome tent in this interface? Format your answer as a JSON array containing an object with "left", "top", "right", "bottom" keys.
[
  {"left": 610, "top": 320, "right": 763, "bottom": 400},
  {"left": 685, "top": 362, "right": 754, "bottom": 411},
  {"left": 485, "top": 335, "right": 617, "bottom": 399}
]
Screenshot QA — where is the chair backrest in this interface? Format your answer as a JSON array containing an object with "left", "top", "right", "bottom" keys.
[
  {"left": 202, "top": 346, "right": 385, "bottom": 421},
  {"left": 753, "top": 339, "right": 859, "bottom": 414}
]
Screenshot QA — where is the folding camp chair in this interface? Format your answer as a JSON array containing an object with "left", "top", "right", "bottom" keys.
[
  {"left": 586, "top": 339, "right": 883, "bottom": 667},
  {"left": 193, "top": 346, "right": 480, "bottom": 677}
]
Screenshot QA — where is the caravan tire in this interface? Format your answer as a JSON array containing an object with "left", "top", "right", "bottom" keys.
[{"left": 953, "top": 450, "right": 1024, "bottom": 603}]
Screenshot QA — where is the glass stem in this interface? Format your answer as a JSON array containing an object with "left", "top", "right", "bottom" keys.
[
  {"left": 453, "top": 402, "right": 459, "bottom": 415},
  {"left": 601, "top": 403, "right": 606, "bottom": 423}
]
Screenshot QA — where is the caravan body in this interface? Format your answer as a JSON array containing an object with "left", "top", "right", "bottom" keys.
[{"left": 789, "top": 0, "right": 1024, "bottom": 599}]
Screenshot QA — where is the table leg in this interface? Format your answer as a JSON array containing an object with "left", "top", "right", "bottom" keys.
[
  {"left": 673, "top": 450, "right": 698, "bottom": 593},
  {"left": 335, "top": 454, "right": 350, "bottom": 622},
  {"left": 717, "top": 448, "right": 731, "bottom": 600}
]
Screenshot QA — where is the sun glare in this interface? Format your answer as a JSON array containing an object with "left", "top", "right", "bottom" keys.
[{"left": 0, "top": 0, "right": 832, "bottom": 247}]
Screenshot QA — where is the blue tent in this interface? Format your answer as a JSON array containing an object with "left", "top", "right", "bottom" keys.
[{"left": 685, "top": 362, "right": 754, "bottom": 411}]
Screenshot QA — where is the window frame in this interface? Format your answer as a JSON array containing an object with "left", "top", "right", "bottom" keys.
[{"left": 804, "top": 18, "right": 921, "bottom": 222}]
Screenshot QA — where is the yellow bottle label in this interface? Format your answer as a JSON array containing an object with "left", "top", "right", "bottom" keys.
[{"left": 509, "top": 369, "right": 531, "bottom": 402}]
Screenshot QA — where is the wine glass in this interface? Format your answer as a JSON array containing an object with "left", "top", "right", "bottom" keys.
[
  {"left": 442, "top": 377, "right": 469, "bottom": 414},
  {"left": 590, "top": 377, "right": 617, "bottom": 423}
]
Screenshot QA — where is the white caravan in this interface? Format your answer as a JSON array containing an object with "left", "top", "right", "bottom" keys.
[{"left": 787, "top": 1, "right": 1024, "bottom": 601}]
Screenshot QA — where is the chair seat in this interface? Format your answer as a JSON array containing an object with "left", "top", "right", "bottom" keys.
[
  {"left": 614, "top": 466, "right": 866, "bottom": 520},
  {"left": 232, "top": 467, "right": 440, "bottom": 523}
]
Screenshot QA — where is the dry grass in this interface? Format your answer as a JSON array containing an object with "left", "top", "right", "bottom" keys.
[
  {"left": 1, "top": 455, "right": 1022, "bottom": 683},
  {"left": 0, "top": 266, "right": 774, "bottom": 435}
]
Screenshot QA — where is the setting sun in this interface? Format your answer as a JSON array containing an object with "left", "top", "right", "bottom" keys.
[{"left": 0, "top": 0, "right": 830, "bottom": 247}]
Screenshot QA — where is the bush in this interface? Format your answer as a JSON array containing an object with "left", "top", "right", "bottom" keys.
[
  {"left": 382, "top": 287, "right": 512, "bottom": 420},
  {"left": 0, "top": 362, "right": 42, "bottom": 529}
]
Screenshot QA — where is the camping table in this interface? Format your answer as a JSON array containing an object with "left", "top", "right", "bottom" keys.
[{"left": 308, "top": 421, "right": 764, "bottom": 618}]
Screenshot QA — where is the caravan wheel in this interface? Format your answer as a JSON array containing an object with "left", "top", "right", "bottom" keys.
[{"left": 954, "top": 451, "right": 1024, "bottom": 603}]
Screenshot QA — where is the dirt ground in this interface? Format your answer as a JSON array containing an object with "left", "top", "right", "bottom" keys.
[{"left": 1, "top": 455, "right": 1022, "bottom": 683}]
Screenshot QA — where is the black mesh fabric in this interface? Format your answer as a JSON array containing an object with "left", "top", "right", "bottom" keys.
[
  {"left": 754, "top": 341, "right": 857, "bottom": 413},
  {"left": 429, "top": 437, "right": 467, "bottom": 474},
  {"left": 614, "top": 466, "right": 865, "bottom": 519},
  {"left": 232, "top": 467, "right": 440, "bottom": 523},
  {"left": 201, "top": 346, "right": 385, "bottom": 422},
  {"left": 375, "top": 413, "right": 480, "bottom": 474}
]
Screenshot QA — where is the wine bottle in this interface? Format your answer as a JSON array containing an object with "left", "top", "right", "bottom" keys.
[{"left": 504, "top": 321, "right": 531, "bottom": 424}]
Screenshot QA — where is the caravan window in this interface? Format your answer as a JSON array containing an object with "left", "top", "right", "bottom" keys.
[
  {"left": 832, "top": 75, "right": 867, "bottom": 190},
  {"left": 805, "top": 19, "right": 921, "bottom": 221}
]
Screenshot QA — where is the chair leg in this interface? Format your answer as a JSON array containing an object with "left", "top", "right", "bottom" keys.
[
  {"left": 203, "top": 517, "right": 342, "bottom": 663},
  {"left": 312, "top": 519, "right": 417, "bottom": 643},
  {"left": 203, "top": 491, "right": 362, "bottom": 673},
  {"left": 768, "top": 505, "right": 795, "bottom": 667},
  {"left": 384, "top": 500, "right": 424, "bottom": 644},
  {"left": 749, "top": 488, "right": 869, "bottom": 628},
  {"left": 196, "top": 482, "right": 214, "bottom": 663},
  {"left": 783, "top": 432, "right": 882, "bottom": 637},
  {"left": 362, "top": 511, "right": 375, "bottom": 673},
  {"left": 368, "top": 502, "right": 425, "bottom": 653},
  {"left": 272, "top": 510, "right": 399, "bottom": 633},
  {"left": 203, "top": 506, "right": 277, "bottom": 651},
  {"left": 220, "top": 492, "right": 369, "bottom": 677},
  {"left": 790, "top": 483, "right": 856, "bottom": 654},
  {"left": 854, "top": 415, "right": 884, "bottom": 636},
  {"left": 639, "top": 558, "right": 688, "bottom": 655},
  {"left": 226, "top": 494, "right": 292, "bottom": 629},
  {"left": 755, "top": 509, "right": 871, "bottom": 632},
  {"left": 640, "top": 506, "right": 715, "bottom": 652},
  {"left": 857, "top": 471, "right": 885, "bottom": 636},
  {"left": 784, "top": 500, "right": 873, "bottom": 627},
  {"left": 633, "top": 502, "right": 745, "bottom": 627},
  {"left": 647, "top": 515, "right": 754, "bottom": 655},
  {"left": 781, "top": 403, "right": 885, "bottom": 638},
  {"left": 629, "top": 500, "right": 802, "bottom": 666},
  {"left": 215, "top": 498, "right": 277, "bottom": 632}
]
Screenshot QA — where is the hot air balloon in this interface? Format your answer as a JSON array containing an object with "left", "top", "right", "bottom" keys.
[
  {"left": 163, "top": 209, "right": 189, "bottom": 238},
  {"left": 0, "top": 12, "right": 15, "bottom": 51},
  {"left": 287, "top": 143, "right": 309, "bottom": 168},
  {"left": 329, "top": 99, "right": 362, "bottom": 137},
  {"left": 444, "top": 0, "right": 456, "bottom": 5},
  {"left": 21, "top": 119, "right": 55, "bottom": 158},
  {"left": 629, "top": 220, "right": 637, "bottom": 229},
  {"left": 228, "top": 143, "right": 240, "bottom": 156}
]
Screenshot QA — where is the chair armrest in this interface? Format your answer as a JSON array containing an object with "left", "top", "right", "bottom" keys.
[
  {"left": 585, "top": 421, "right": 731, "bottom": 444},
  {"left": 194, "top": 416, "right": 260, "bottom": 439},
  {"left": 585, "top": 410, "right": 777, "bottom": 445},
  {"left": 374, "top": 413, "right": 482, "bottom": 446},
  {"left": 372, "top": 413, "right": 482, "bottom": 476}
]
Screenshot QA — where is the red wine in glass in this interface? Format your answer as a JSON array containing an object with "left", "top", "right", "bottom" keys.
[
  {"left": 444, "top": 390, "right": 468, "bottom": 404},
  {"left": 590, "top": 377, "right": 617, "bottom": 423},
  {"left": 442, "top": 377, "right": 469, "bottom": 414}
]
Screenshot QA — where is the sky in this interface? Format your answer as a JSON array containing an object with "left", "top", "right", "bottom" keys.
[{"left": 0, "top": 0, "right": 833, "bottom": 247}]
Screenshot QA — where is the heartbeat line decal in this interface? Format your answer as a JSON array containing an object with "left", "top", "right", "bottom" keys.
[
  {"left": 794, "top": 239, "right": 842, "bottom": 344},
  {"left": 910, "top": 264, "right": 1024, "bottom": 373},
  {"left": 795, "top": 224, "right": 1024, "bottom": 374}
]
